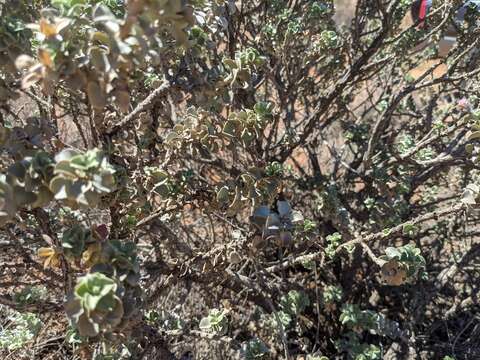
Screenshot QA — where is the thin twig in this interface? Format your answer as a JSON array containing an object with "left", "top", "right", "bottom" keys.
[{"left": 106, "top": 81, "right": 173, "bottom": 136}]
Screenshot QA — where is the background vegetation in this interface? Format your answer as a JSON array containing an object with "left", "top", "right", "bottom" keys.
[{"left": 0, "top": 0, "right": 480, "bottom": 359}]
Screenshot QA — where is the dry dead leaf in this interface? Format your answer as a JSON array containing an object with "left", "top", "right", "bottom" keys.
[
  {"left": 38, "top": 48, "right": 54, "bottom": 68},
  {"left": 381, "top": 259, "right": 407, "bottom": 286},
  {"left": 40, "top": 18, "right": 58, "bottom": 37},
  {"left": 38, "top": 247, "right": 61, "bottom": 269}
]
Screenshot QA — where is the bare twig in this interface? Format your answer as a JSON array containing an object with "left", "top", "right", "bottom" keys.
[{"left": 106, "top": 81, "right": 173, "bottom": 136}]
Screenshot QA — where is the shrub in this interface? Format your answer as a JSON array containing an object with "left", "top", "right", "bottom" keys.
[{"left": 0, "top": 0, "right": 479, "bottom": 358}]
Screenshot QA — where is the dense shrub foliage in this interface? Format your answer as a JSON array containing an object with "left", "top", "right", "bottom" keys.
[{"left": 0, "top": 0, "right": 479, "bottom": 359}]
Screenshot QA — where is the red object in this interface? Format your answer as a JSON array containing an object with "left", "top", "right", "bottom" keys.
[
  {"left": 419, "top": 0, "right": 429, "bottom": 20},
  {"left": 418, "top": 0, "right": 429, "bottom": 27}
]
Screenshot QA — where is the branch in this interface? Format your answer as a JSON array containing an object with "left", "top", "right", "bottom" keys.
[
  {"left": 106, "top": 81, "right": 173, "bottom": 136},
  {"left": 266, "top": 202, "right": 465, "bottom": 273}
]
